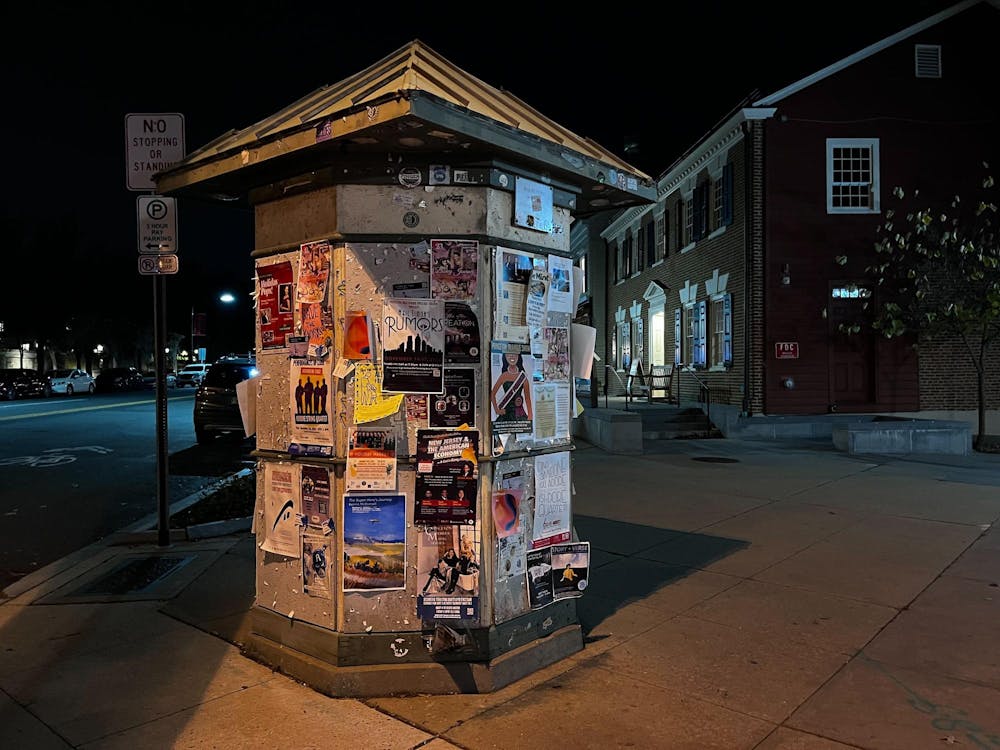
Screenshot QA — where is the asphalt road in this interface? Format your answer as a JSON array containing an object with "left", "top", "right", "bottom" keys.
[{"left": 0, "top": 387, "right": 252, "bottom": 592}]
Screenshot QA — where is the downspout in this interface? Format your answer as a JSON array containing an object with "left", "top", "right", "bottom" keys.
[{"left": 741, "top": 119, "right": 753, "bottom": 417}]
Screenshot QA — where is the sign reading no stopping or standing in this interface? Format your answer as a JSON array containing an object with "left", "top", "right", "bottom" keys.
[{"left": 125, "top": 113, "right": 185, "bottom": 191}]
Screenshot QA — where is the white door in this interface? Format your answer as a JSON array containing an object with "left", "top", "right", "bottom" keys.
[{"left": 650, "top": 311, "right": 665, "bottom": 366}]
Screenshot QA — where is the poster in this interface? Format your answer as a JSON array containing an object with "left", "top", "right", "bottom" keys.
[
  {"left": 531, "top": 451, "right": 572, "bottom": 548},
  {"left": 382, "top": 297, "right": 445, "bottom": 394},
  {"left": 353, "top": 361, "right": 404, "bottom": 424},
  {"left": 525, "top": 269, "right": 549, "bottom": 329},
  {"left": 444, "top": 302, "right": 481, "bottom": 363},
  {"left": 526, "top": 546, "right": 554, "bottom": 609},
  {"left": 431, "top": 239, "right": 478, "bottom": 299},
  {"left": 300, "top": 464, "right": 333, "bottom": 532},
  {"left": 258, "top": 261, "right": 294, "bottom": 349},
  {"left": 416, "top": 524, "right": 480, "bottom": 620},
  {"left": 405, "top": 394, "right": 428, "bottom": 425},
  {"left": 495, "top": 247, "right": 537, "bottom": 342},
  {"left": 343, "top": 310, "right": 373, "bottom": 360},
  {"left": 489, "top": 341, "right": 533, "bottom": 435},
  {"left": 347, "top": 427, "right": 397, "bottom": 491},
  {"left": 342, "top": 494, "right": 406, "bottom": 591},
  {"left": 547, "top": 254, "right": 574, "bottom": 314},
  {"left": 430, "top": 368, "right": 476, "bottom": 428},
  {"left": 492, "top": 466, "right": 523, "bottom": 540},
  {"left": 261, "top": 463, "right": 298, "bottom": 558},
  {"left": 542, "top": 327, "right": 570, "bottom": 382},
  {"left": 297, "top": 240, "right": 331, "bottom": 303},
  {"left": 299, "top": 300, "right": 333, "bottom": 359},
  {"left": 302, "top": 534, "right": 332, "bottom": 597},
  {"left": 532, "top": 382, "right": 570, "bottom": 441},
  {"left": 290, "top": 361, "right": 333, "bottom": 446},
  {"left": 551, "top": 542, "right": 590, "bottom": 600},
  {"left": 414, "top": 429, "right": 478, "bottom": 525}
]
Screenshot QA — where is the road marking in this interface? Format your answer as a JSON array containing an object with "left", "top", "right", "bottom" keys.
[{"left": 0, "top": 396, "right": 194, "bottom": 422}]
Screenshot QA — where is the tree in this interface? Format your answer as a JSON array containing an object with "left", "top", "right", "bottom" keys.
[{"left": 838, "top": 162, "right": 998, "bottom": 450}]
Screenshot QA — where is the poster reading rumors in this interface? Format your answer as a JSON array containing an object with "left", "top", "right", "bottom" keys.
[
  {"left": 414, "top": 429, "right": 479, "bottom": 525},
  {"left": 382, "top": 298, "right": 445, "bottom": 394},
  {"left": 257, "top": 261, "right": 294, "bottom": 349}
]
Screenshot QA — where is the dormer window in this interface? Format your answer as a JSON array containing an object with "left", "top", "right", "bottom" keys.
[{"left": 915, "top": 44, "right": 941, "bottom": 78}]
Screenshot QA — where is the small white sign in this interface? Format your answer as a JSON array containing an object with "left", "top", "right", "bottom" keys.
[
  {"left": 137, "top": 196, "right": 177, "bottom": 253},
  {"left": 125, "top": 113, "right": 185, "bottom": 191},
  {"left": 138, "top": 254, "right": 179, "bottom": 275}
]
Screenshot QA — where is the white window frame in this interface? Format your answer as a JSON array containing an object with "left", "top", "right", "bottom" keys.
[
  {"left": 710, "top": 296, "right": 726, "bottom": 369},
  {"left": 827, "top": 138, "right": 880, "bottom": 214},
  {"left": 684, "top": 302, "right": 696, "bottom": 366}
]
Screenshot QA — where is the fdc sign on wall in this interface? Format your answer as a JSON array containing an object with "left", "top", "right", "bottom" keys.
[{"left": 125, "top": 113, "right": 185, "bottom": 191}]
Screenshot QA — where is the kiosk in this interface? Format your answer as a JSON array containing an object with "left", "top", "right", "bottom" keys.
[{"left": 156, "top": 40, "right": 654, "bottom": 697}]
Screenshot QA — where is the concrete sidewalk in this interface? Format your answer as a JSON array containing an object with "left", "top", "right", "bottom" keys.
[{"left": 2, "top": 437, "right": 999, "bottom": 749}]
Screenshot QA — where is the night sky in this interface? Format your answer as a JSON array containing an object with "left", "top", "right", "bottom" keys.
[{"left": 0, "top": 0, "right": 954, "bottom": 358}]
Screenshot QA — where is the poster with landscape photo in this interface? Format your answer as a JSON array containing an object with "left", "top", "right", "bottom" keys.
[{"left": 342, "top": 494, "right": 406, "bottom": 591}]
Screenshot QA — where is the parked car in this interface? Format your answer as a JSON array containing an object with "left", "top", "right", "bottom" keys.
[
  {"left": 177, "top": 362, "right": 211, "bottom": 388},
  {"left": 142, "top": 370, "right": 177, "bottom": 389},
  {"left": 49, "top": 368, "right": 96, "bottom": 395},
  {"left": 0, "top": 368, "right": 52, "bottom": 400},
  {"left": 193, "top": 357, "right": 258, "bottom": 444},
  {"left": 94, "top": 366, "right": 145, "bottom": 393}
]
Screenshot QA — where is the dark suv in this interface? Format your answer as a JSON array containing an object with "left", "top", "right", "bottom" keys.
[
  {"left": 0, "top": 368, "right": 51, "bottom": 400},
  {"left": 193, "top": 357, "right": 257, "bottom": 444}
]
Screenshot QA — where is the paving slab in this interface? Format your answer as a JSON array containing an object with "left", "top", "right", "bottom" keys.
[
  {"left": 573, "top": 514, "right": 682, "bottom": 556},
  {"left": 754, "top": 727, "right": 863, "bottom": 749},
  {"left": 0, "top": 690, "right": 72, "bottom": 749},
  {"left": 944, "top": 540, "right": 1000, "bottom": 582},
  {"left": 787, "top": 655, "right": 1000, "bottom": 750},
  {"left": 574, "top": 595, "right": 669, "bottom": 657}
]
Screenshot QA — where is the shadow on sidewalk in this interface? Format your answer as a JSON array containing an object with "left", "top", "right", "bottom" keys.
[{"left": 573, "top": 514, "right": 748, "bottom": 639}]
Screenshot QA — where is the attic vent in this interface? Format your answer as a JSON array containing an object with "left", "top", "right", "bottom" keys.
[{"left": 914, "top": 44, "right": 941, "bottom": 78}]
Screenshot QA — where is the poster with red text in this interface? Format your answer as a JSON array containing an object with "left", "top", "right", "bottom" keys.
[{"left": 258, "top": 261, "right": 294, "bottom": 349}]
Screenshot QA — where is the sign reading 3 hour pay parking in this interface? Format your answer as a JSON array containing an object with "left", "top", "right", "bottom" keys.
[
  {"left": 138, "top": 196, "right": 178, "bottom": 253},
  {"left": 125, "top": 113, "right": 185, "bottom": 191}
]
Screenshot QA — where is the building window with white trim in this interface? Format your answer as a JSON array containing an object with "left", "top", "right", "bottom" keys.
[
  {"left": 684, "top": 200, "right": 694, "bottom": 246},
  {"left": 710, "top": 294, "right": 733, "bottom": 368},
  {"left": 827, "top": 138, "right": 880, "bottom": 214}
]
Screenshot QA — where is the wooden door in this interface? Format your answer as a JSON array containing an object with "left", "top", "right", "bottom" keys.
[{"left": 828, "top": 283, "right": 875, "bottom": 408}]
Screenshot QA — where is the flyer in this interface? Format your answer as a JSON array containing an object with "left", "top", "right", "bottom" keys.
[
  {"left": 300, "top": 464, "right": 333, "bottom": 532},
  {"left": 414, "top": 429, "right": 479, "bottom": 525},
  {"left": 547, "top": 254, "right": 574, "bottom": 314},
  {"left": 551, "top": 541, "right": 590, "bottom": 600},
  {"left": 489, "top": 341, "right": 533, "bottom": 436},
  {"left": 261, "top": 463, "right": 298, "bottom": 558},
  {"left": 430, "top": 368, "right": 476, "bottom": 428},
  {"left": 494, "top": 247, "right": 538, "bottom": 342},
  {"left": 342, "top": 494, "right": 406, "bottom": 591},
  {"left": 526, "top": 546, "right": 554, "bottom": 609},
  {"left": 416, "top": 524, "right": 480, "bottom": 621},
  {"left": 532, "top": 382, "right": 570, "bottom": 441},
  {"left": 347, "top": 426, "right": 397, "bottom": 491},
  {"left": 405, "top": 394, "right": 428, "bottom": 425},
  {"left": 531, "top": 451, "right": 572, "bottom": 548},
  {"left": 343, "top": 310, "right": 373, "bottom": 360},
  {"left": 302, "top": 534, "right": 332, "bottom": 597},
  {"left": 289, "top": 360, "right": 333, "bottom": 447},
  {"left": 542, "top": 327, "right": 570, "bottom": 382},
  {"left": 353, "top": 361, "right": 404, "bottom": 424},
  {"left": 444, "top": 302, "right": 481, "bottom": 364},
  {"left": 525, "top": 269, "right": 549, "bottom": 329},
  {"left": 381, "top": 297, "right": 445, "bottom": 394},
  {"left": 431, "top": 238, "right": 478, "bottom": 300},
  {"left": 297, "top": 240, "right": 331, "bottom": 303},
  {"left": 299, "top": 300, "right": 333, "bottom": 359},
  {"left": 491, "top": 466, "right": 523, "bottom": 540},
  {"left": 258, "top": 261, "right": 294, "bottom": 349}
]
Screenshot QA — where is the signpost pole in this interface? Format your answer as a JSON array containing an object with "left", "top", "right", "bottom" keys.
[{"left": 153, "top": 273, "right": 170, "bottom": 547}]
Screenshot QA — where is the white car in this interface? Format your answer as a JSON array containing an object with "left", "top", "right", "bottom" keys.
[
  {"left": 176, "top": 363, "right": 211, "bottom": 388},
  {"left": 49, "top": 368, "right": 96, "bottom": 395}
]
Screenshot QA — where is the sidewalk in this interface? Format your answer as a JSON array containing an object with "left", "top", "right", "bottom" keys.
[{"left": 2, "top": 436, "right": 999, "bottom": 749}]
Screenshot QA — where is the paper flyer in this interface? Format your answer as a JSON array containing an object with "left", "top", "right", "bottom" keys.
[
  {"left": 353, "top": 361, "right": 404, "bottom": 424},
  {"left": 405, "top": 394, "right": 428, "bottom": 425},
  {"left": 347, "top": 426, "right": 397, "bottom": 491},
  {"left": 444, "top": 302, "right": 481, "bottom": 364},
  {"left": 416, "top": 524, "right": 480, "bottom": 620},
  {"left": 261, "top": 463, "right": 299, "bottom": 558},
  {"left": 526, "top": 546, "right": 554, "bottom": 609},
  {"left": 570, "top": 323, "right": 597, "bottom": 380},
  {"left": 302, "top": 534, "right": 332, "bottom": 597},
  {"left": 414, "top": 429, "right": 479, "bottom": 525},
  {"left": 489, "top": 341, "right": 534, "bottom": 435},
  {"left": 431, "top": 238, "right": 478, "bottom": 300},
  {"left": 381, "top": 297, "right": 445, "bottom": 394},
  {"left": 342, "top": 494, "right": 406, "bottom": 591},
  {"left": 551, "top": 541, "right": 590, "bottom": 600},
  {"left": 494, "top": 247, "right": 538, "bottom": 342},
  {"left": 430, "top": 368, "right": 476, "bottom": 428},
  {"left": 525, "top": 269, "right": 549, "bottom": 329},
  {"left": 546, "top": 254, "right": 574, "bottom": 314},
  {"left": 235, "top": 375, "right": 257, "bottom": 438},
  {"left": 300, "top": 464, "right": 333, "bottom": 532},
  {"left": 257, "top": 261, "right": 294, "bottom": 349},
  {"left": 343, "top": 310, "right": 373, "bottom": 360},
  {"left": 531, "top": 451, "right": 572, "bottom": 548},
  {"left": 290, "top": 360, "right": 333, "bottom": 447},
  {"left": 541, "top": 326, "right": 570, "bottom": 382},
  {"left": 299, "top": 301, "right": 333, "bottom": 359},
  {"left": 297, "top": 240, "right": 331, "bottom": 303},
  {"left": 492, "top": 464, "right": 523, "bottom": 540},
  {"left": 532, "top": 382, "right": 570, "bottom": 441}
]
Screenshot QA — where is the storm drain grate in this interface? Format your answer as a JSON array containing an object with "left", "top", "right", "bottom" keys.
[
  {"left": 692, "top": 456, "right": 740, "bottom": 463},
  {"left": 71, "top": 555, "right": 194, "bottom": 596}
]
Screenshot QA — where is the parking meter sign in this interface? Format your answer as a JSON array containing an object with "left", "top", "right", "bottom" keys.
[
  {"left": 137, "top": 196, "right": 177, "bottom": 253},
  {"left": 138, "top": 254, "right": 179, "bottom": 275}
]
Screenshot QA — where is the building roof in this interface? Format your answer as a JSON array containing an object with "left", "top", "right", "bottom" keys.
[{"left": 155, "top": 39, "right": 655, "bottom": 213}]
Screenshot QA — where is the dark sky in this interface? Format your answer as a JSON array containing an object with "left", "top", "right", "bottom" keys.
[{"left": 0, "top": 0, "right": 955, "bottom": 352}]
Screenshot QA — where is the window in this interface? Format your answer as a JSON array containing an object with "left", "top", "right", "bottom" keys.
[
  {"left": 683, "top": 200, "right": 693, "bottom": 246},
  {"left": 636, "top": 225, "right": 645, "bottom": 272},
  {"left": 612, "top": 241, "right": 621, "bottom": 282},
  {"left": 692, "top": 183, "right": 710, "bottom": 241},
  {"left": 657, "top": 210, "right": 668, "bottom": 261},
  {"left": 714, "top": 163, "right": 734, "bottom": 228},
  {"left": 645, "top": 220, "right": 656, "bottom": 267},
  {"left": 632, "top": 317, "right": 643, "bottom": 368},
  {"left": 827, "top": 138, "right": 880, "bottom": 213},
  {"left": 624, "top": 232, "right": 633, "bottom": 277},
  {"left": 620, "top": 321, "right": 632, "bottom": 370},
  {"left": 710, "top": 294, "right": 733, "bottom": 368}
]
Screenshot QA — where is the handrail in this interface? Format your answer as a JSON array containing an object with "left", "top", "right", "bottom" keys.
[
  {"left": 679, "top": 365, "right": 714, "bottom": 437},
  {"left": 603, "top": 364, "right": 630, "bottom": 410}
]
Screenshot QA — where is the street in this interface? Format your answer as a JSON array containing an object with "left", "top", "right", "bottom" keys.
[{"left": 0, "top": 389, "right": 252, "bottom": 591}]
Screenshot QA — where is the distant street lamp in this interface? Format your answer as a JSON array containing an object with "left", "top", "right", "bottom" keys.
[{"left": 190, "top": 292, "right": 237, "bottom": 362}]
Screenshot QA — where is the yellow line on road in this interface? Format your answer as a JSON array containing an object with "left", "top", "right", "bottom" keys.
[{"left": 0, "top": 396, "right": 194, "bottom": 422}]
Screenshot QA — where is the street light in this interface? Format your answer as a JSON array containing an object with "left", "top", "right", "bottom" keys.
[{"left": 190, "top": 292, "right": 237, "bottom": 363}]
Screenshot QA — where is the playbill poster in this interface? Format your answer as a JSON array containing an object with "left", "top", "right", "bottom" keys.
[
  {"left": 490, "top": 341, "right": 534, "bottom": 435},
  {"left": 416, "top": 523, "right": 481, "bottom": 621},
  {"left": 261, "top": 462, "right": 298, "bottom": 558},
  {"left": 531, "top": 451, "right": 572, "bottom": 548},
  {"left": 526, "top": 546, "right": 553, "bottom": 609},
  {"left": 290, "top": 360, "right": 333, "bottom": 447},
  {"left": 347, "top": 426, "right": 397, "bottom": 491},
  {"left": 430, "top": 368, "right": 476, "bottom": 428},
  {"left": 297, "top": 239, "right": 331, "bottom": 303},
  {"left": 257, "top": 261, "right": 294, "bottom": 349},
  {"left": 382, "top": 297, "right": 445, "bottom": 394},
  {"left": 552, "top": 541, "right": 590, "bottom": 600},
  {"left": 343, "top": 494, "right": 406, "bottom": 591},
  {"left": 414, "top": 429, "right": 479, "bottom": 525},
  {"left": 300, "top": 464, "right": 333, "bottom": 532},
  {"left": 431, "top": 239, "right": 478, "bottom": 300},
  {"left": 302, "top": 533, "right": 332, "bottom": 598},
  {"left": 444, "top": 302, "right": 481, "bottom": 364}
]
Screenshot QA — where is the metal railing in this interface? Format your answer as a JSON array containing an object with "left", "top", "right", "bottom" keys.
[
  {"left": 603, "top": 364, "right": 631, "bottom": 410},
  {"left": 679, "top": 365, "right": 715, "bottom": 437}
]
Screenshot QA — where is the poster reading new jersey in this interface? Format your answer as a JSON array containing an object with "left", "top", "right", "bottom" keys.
[
  {"left": 414, "top": 429, "right": 478, "bottom": 525},
  {"left": 290, "top": 361, "right": 333, "bottom": 447},
  {"left": 430, "top": 368, "right": 476, "bottom": 428},
  {"left": 417, "top": 524, "right": 480, "bottom": 621},
  {"left": 258, "top": 261, "right": 294, "bottom": 349},
  {"left": 382, "top": 297, "right": 445, "bottom": 394},
  {"left": 343, "top": 494, "right": 406, "bottom": 591}
]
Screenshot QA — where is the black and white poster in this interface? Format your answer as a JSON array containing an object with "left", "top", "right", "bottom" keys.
[
  {"left": 430, "top": 368, "right": 476, "bottom": 428},
  {"left": 382, "top": 297, "right": 445, "bottom": 394}
]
